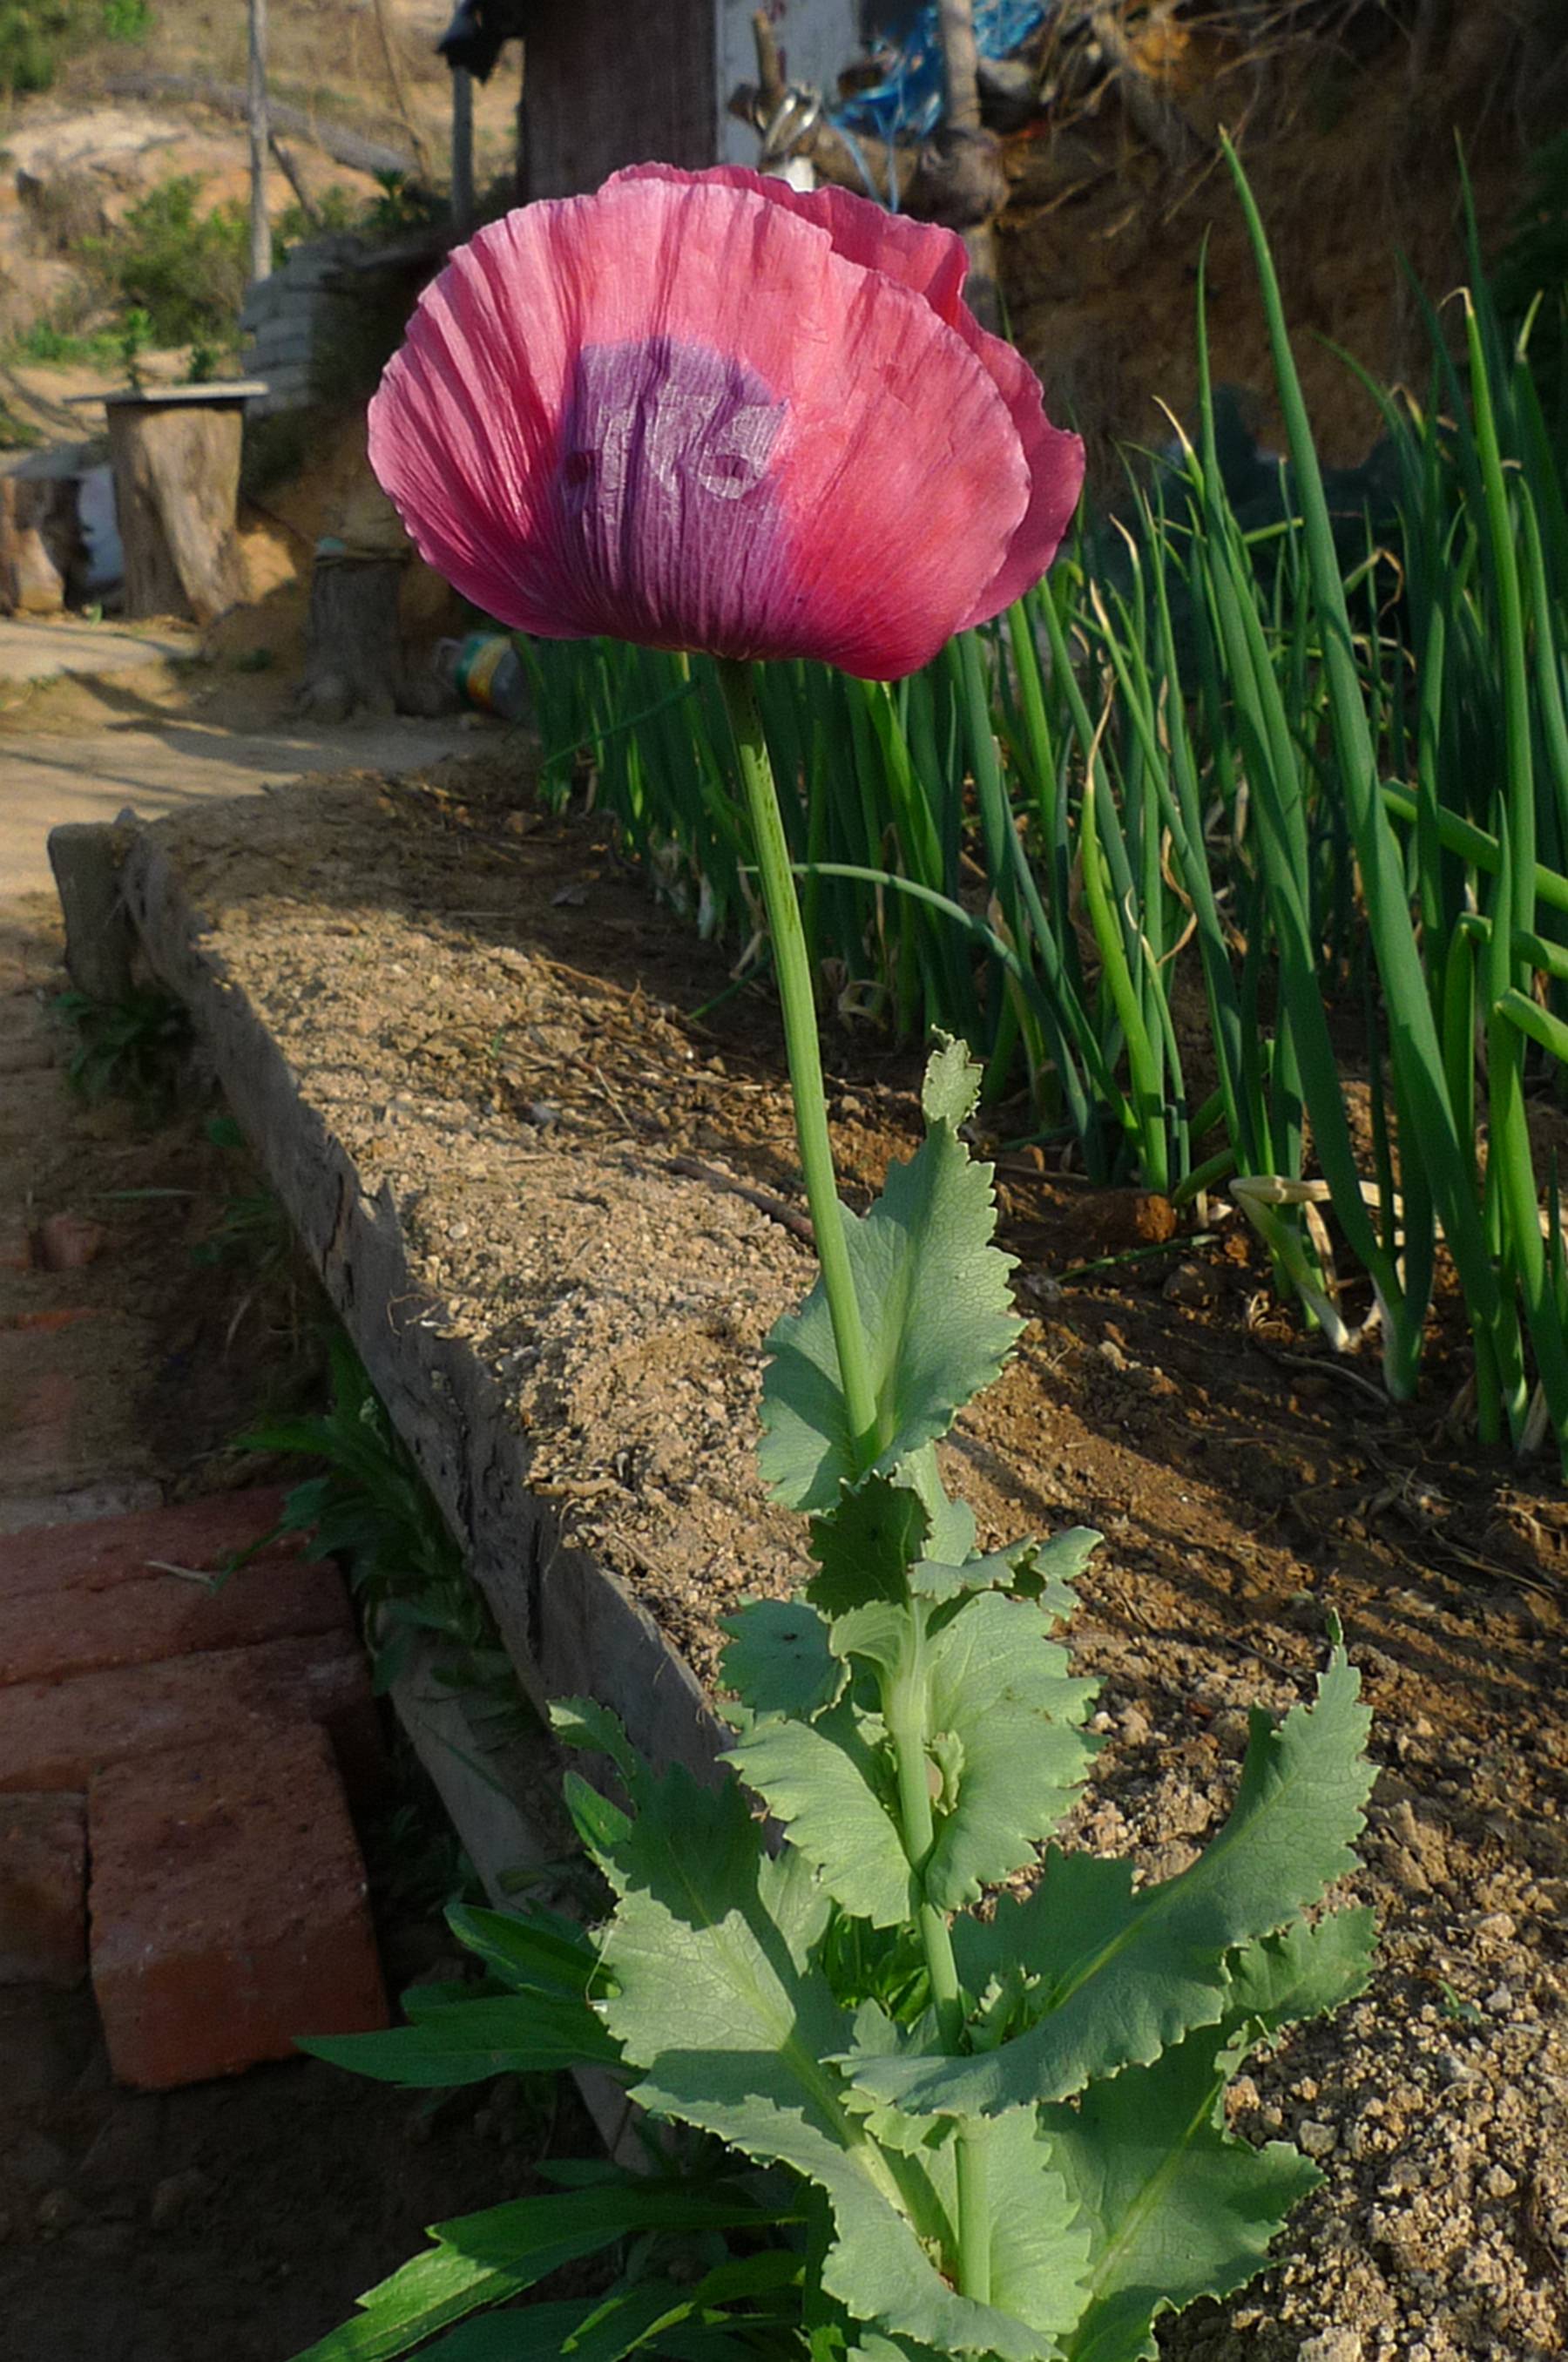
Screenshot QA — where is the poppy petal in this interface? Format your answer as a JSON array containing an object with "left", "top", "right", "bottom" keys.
[
  {"left": 950, "top": 326, "right": 1085, "bottom": 626},
  {"left": 612, "top": 161, "right": 970, "bottom": 321},
  {"left": 612, "top": 163, "right": 1085, "bottom": 630},
  {"left": 369, "top": 173, "right": 1034, "bottom": 678}
]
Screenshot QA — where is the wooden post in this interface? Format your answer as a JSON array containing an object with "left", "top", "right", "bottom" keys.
[
  {"left": 247, "top": 0, "right": 273, "bottom": 287},
  {"left": 451, "top": 64, "right": 475, "bottom": 233},
  {"left": 936, "top": 0, "right": 1002, "bottom": 330},
  {"left": 105, "top": 395, "right": 250, "bottom": 624}
]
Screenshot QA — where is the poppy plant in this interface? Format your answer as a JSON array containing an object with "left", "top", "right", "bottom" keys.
[
  {"left": 368, "top": 164, "right": 1083, "bottom": 683},
  {"left": 371, "top": 163, "right": 1085, "bottom": 1489},
  {"left": 301, "top": 163, "right": 1374, "bottom": 2362}
]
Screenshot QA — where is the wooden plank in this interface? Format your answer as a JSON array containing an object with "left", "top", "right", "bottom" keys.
[
  {"left": 385, "top": 1637, "right": 636, "bottom": 2161},
  {"left": 118, "top": 823, "right": 729, "bottom": 1798}
]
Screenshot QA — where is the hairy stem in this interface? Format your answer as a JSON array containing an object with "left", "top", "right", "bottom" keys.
[
  {"left": 886, "top": 1662, "right": 962, "bottom": 2041},
  {"left": 717, "top": 658, "right": 882, "bottom": 1465},
  {"left": 887, "top": 1649, "right": 992, "bottom": 2300}
]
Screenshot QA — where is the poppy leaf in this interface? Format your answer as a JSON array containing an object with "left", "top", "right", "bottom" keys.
[
  {"left": 849, "top": 1648, "right": 1374, "bottom": 2115},
  {"left": 760, "top": 1067, "right": 1022, "bottom": 1515},
  {"left": 1044, "top": 2022, "right": 1321, "bottom": 2362},
  {"left": 717, "top": 1596, "right": 844, "bottom": 1724},
  {"left": 919, "top": 1593, "right": 1100, "bottom": 1913}
]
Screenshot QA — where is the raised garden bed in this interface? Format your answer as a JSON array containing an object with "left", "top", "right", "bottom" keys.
[{"left": 109, "top": 756, "right": 1566, "bottom": 2362}]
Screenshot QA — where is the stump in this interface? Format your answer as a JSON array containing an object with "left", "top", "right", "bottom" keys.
[
  {"left": 105, "top": 389, "right": 254, "bottom": 624},
  {"left": 0, "top": 468, "right": 81, "bottom": 615},
  {"left": 296, "top": 552, "right": 408, "bottom": 721}
]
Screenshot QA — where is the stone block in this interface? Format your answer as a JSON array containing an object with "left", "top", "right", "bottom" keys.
[
  {"left": 0, "top": 1486, "right": 294, "bottom": 1601},
  {"left": 0, "top": 1537, "right": 349, "bottom": 1686},
  {"left": 89, "top": 1721, "right": 387, "bottom": 2088}
]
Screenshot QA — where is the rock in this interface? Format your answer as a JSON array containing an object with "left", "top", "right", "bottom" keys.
[
  {"left": 6, "top": 2128, "right": 71, "bottom": 2193},
  {"left": 0, "top": 477, "right": 71, "bottom": 616},
  {"left": 35, "top": 1213, "right": 108, "bottom": 1273},
  {"left": 1298, "top": 2334, "right": 1362, "bottom": 2362},
  {"left": 1298, "top": 2117, "right": 1336, "bottom": 2157},
  {"left": 148, "top": 2167, "right": 210, "bottom": 2230},
  {"left": 36, "top": 2186, "right": 86, "bottom": 2234},
  {"left": 1209, "top": 1708, "right": 1253, "bottom": 1757}
]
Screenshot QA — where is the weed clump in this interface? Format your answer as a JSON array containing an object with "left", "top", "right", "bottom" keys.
[{"left": 80, "top": 175, "right": 247, "bottom": 351}]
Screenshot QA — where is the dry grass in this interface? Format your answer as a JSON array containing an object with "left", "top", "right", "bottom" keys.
[{"left": 43, "top": 0, "right": 518, "bottom": 193}]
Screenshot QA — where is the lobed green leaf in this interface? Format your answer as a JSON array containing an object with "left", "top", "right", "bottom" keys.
[
  {"left": 726, "top": 1704, "right": 915, "bottom": 1928},
  {"left": 718, "top": 1597, "right": 844, "bottom": 1724},
  {"left": 760, "top": 1097, "right": 1021, "bottom": 1515},
  {"left": 1048, "top": 2023, "right": 1320, "bottom": 2362},
  {"left": 596, "top": 1756, "right": 1087, "bottom": 2359},
  {"left": 850, "top": 1648, "right": 1373, "bottom": 2115},
  {"left": 1047, "top": 1906, "right": 1375, "bottom": 2362},
  {"left": 921, "top": 1593, "right": 1099, "bottom": 1912}
]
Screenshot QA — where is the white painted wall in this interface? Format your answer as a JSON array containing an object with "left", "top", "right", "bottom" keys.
[{"left": 715, "top": 0, "right": 865, "bottom": 167}]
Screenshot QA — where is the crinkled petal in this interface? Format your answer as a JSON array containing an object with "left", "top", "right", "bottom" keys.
[
  {"left": 948, "top": 321, "right": 1085, "bottom": 626},
  {"left": 617, "top": 165, "right": 1085, "bottom": 626},
  {"left": 612, "top": 162, "right": 970, "bottom": 321},
  {"left": 369, "top": 174, "right": 1034, "bottom": 678}
]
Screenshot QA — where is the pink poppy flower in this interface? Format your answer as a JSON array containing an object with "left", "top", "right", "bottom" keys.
[{"left": 368, "top": 164, "right": 1084, "bottom": 681}]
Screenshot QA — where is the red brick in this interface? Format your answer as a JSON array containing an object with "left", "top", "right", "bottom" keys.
[
  {"left": 0, "top": 1486, "right": 296, "bottom": 1602},
  {"left": 0, "top": 1631, "right": 382, "bottom": 1804},
  {"left": 0, "top": 1224, "right": 34, "bottom": 1274},
  {"left": 0, "top": 1791, "right": 85, "bottom": 1987},
  {"left": 89, "top": 1722, "right": 388, "bottom": 2088},
  {"left": 0, "top": 1313, "right": 152, "bottom": 1495},
  {"left": 0, "top": 1539, "right": 350, "bottom": 1687}
]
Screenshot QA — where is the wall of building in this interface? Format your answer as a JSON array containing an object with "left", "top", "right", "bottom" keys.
[{"left": 517, "top": 0, "right": 866, "bottom": 194}]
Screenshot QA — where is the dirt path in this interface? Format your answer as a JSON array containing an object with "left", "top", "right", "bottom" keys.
[
  {"left": 0, "top": 890, "right": 589, "bottom": 2360},
  {"left": 0, "top": 660, "right": 479, "bottom": 896}
]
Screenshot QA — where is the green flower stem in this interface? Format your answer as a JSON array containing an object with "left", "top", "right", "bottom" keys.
[
  {"left": 885, "top": 1666, "right": 962, "bottom": 2039},
  {"left": 717, "top": 658, "right": 991, "bottom": 2307},
  {"left": 716, "top": 658, "right": 881, "bottom": 1467},
  {"left": 956, "top": 2125, "right": 993, "bottom": 2305}
]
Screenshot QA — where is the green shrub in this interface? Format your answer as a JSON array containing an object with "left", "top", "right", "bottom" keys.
[
  {"left": 0, "top": 0, "right": 80, "bottom": 93},
  {"left": 4, "top": 314, "right": 124, "bottom": 368},
  {"left": 81, "top": 174, "right": 247, "bottom": 349},
  {"left": 101, "top": 0, "right": 151, "bottom": 37}
]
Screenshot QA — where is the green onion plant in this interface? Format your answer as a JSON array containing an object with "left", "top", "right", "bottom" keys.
[{"left": 520, "top": 155, "right": 1568, "bottom": 1464}]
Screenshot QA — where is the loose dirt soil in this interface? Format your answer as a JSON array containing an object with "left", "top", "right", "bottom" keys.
[{"left": 130, "top": 754, "right": 1566, "bottom": 2362}]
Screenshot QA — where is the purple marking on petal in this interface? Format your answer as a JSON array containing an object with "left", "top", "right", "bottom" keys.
[{"left": 545, "top": 338, "right": 790, "bottom": 656}]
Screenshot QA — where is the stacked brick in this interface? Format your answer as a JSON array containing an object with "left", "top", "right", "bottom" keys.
[
  {"left": 0, "top": 1490, "right": 389, "bottom": 2087},
  {"left": 239, "top": 237, "right": 363, "bottom": 418}
]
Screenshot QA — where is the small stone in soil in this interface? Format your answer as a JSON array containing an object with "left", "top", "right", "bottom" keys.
[
  {"left": 148, "top": 2166, "right": 210, "bottom": 2230},
  {"left": 35, "top": 2185, "right": 85, "bottom": 2234},
  {"left": 1298, "top": 2335, "right": 1362, "bottom": 2362}
]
